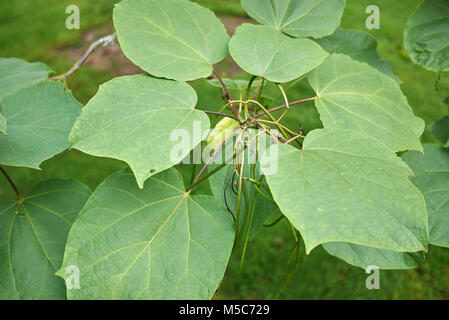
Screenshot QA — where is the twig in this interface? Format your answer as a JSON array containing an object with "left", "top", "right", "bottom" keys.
[
  {"left": 188, "top": 126, "right": 242, "bottom": 192},
  {"left": 187, "top": 126, "right": 268, "bottom": 192},
  {"left": 284, "top": 134, "right": 302, "bottom": 144},
  {"left": 212, "top": 68, "right": 240, "bottom": 118},
  {"left": 276, "top": 83, "right": 290, "bottom": 122},
  {"left": 0, "top": 167, "right": 22, "bottom": 201},
  {"left": 191, "top": 138, "right": 227, "bottom": 186},
  {"left": 50, "top": 33, "right": 117, "bottom": 81},
  {"left": 253, "top": 97, "right": 317, "bottom": 119},
  {"left": 202, "top": 110, "right": 240, "bottom": 122}
]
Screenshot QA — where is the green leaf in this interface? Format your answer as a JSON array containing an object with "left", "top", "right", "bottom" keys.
[
  {"left": 0, "top": 179, "right": 91, "bottom": 299},
  {"left": 308, "top": 54, "right": 424, "bottom": 153},
  {"left": 241, "top": 0, "right": 345, "bottom": 39},
  {"left": 57, "top": 168, "right": 235, "bottom": 299},
  {"left": 113, "top": 0, "right": 230, "bottom": 81},
  {"left": 208, "top": 129, "right": 277, "bottom": 239},
  {"left": 0, "top": 113, "right": 6, "bottom": 135},
  {"left": 0, "top": 81, "right": 82, "bottom": 169},
  {"left": 316, "top": 28, "right": 401, "bottom": 83},
  {"left": 261, "top": 129, "right": 428, "bottom": 254},
  {"left": 0, "top": 58, "right": 52, "bottom": 100},
  {"left": 229, "top": 24, "right": 328, "bottom": 83},
  {"left": 429, "top": 115, "right": 449, "bottom": 147},
  {"left": 402, "top": 144, "right": 449, "bottom": 248},
  {"left": 323, "top": 242, "right": 425, "bottom": 270},
  {"left": 70, "top": 74, "right": 209, "bottom": 189},
  {"left": 404, "top": 0, "right": 449, "bottom": 72}
]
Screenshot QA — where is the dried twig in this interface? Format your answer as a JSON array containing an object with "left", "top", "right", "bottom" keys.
[{"left": 51, "top": 33, "right": 117, "bottom": 81}]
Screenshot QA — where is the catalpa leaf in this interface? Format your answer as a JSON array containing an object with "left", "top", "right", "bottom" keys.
[
  {"left": 403, "top": 144, "right": 449, "bottom": 248},
  {"left": 241, "top": 0, "right": 345, "bottom": 39},
  {"left": 69, "top": 74, "right": 209, "bottom": 189},
  {"left": 323, "top": 242, "right": 425, "bottom": 270},
  {"left": 261, "top": 129, "right": 428, "bottom": 253},
  {"left": 57, "top": 168, "right": 235, "bottom": 300},
  {"left": 316, "top": 28, "right": 401, "bottom": 83},
  {"left": 0, "top": 179, "right": 91, "bottom": 299},
  {"left": 308, "top": 54, "right": 424, "bottom": 153},
  {"left": 0, "top": 81, "right": 82, "bottom": 169},
  {"left": 0, "top": 113, "right": 6, "bottom": 135},
  {"left": 404, "top": 0, "right": 449, "bottom": 72},
  {"left": 429, "top": 115, "right": 449, "bottom": 147},
  {"left": 229, "top": 24, "right": 328, "bottom": 83},
  {"left": 113, "top": 0, "right": 230, "bottom": 81},
  {"left": 0, "top": 58, "right": 52, "bottom": 100},
  {"left": 208, "top": 129, "right": 277, "bottom": 239}
]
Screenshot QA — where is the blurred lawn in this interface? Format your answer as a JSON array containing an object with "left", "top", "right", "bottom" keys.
[{"left": 0, "top": 0, "right": 448, "bottom": 299}]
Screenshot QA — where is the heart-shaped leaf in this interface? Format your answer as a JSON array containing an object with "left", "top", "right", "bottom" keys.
[
  {"left": 403, "top": 144, "right": 449, "bottom": 248},
  {"left": 429, "top": 115, "right": 449, "bottom": 147},
  {"left": 113, "top": 0, "right": 230, "bottom": 81},
  {"left": 70, "top": 74, "right": 209, "bottom": 188},
  {"left": 316, "top": 28, "right": 400, "bottom": 83},
  {"left": 0, "top": 58, "right": 52, "bottom": 100},
  {"left": 308, "top": 54, "right": 424, "bottom": 153},
  {"left": 241, "top": 0, "right": 345, "bottom": 38},
  {"left": 57, "top": 168, "right": 235, "bottom": 299},
  {"left": 261, "top": 129, "right": 428, "bottom": 253},
  {"left": 229, "top": 24, "right": 328, "bottom": 83},
  {"left": 404, "top": 0, "right": 449, "bottom": 72},
  {"left": 0, "top": 179, "right": 91, "bottom": 299},
  {"left": 0, "top": 81, "right": 82, "bottom": 169},
  {"left": 323, "top": 242, "right": 425, "bottom": 270}
]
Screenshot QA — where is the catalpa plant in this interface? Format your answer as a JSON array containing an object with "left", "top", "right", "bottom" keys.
[{"left": 0, "top": 0, "right": 448, "bottom": 300}]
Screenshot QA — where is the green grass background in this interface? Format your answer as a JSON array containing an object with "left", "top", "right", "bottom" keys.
[{"left": 0, "top": 0, "right": 448, "bottom": 299}]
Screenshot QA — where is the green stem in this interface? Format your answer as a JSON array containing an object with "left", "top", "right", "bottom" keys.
[
  {"left": 244, "top": 177, "right": 272, "bottom": 196},
  {"left": 187, "top": 162, "right": 227, "bottom": 191},
  {"left": 263, "top": 215, "right": 285, "bottom": 227},
  {"left": 268, "top": 75, "right": 306, "bottom": 105},
  {"left": 276, "top": 83, "right": 290, "bottom": 122},
  {"left": 236, "top": 179, "right": 250, "bottom": 250},
  {"left": 187, "top": 125, "right": 244, "bottom": 192},
  {"left": 254, "top": 102, "right": 290, "bottom": 140},
  {"left": 240, "top": 171, "right": 263, "bottom": 267},
  {"left": 234, "top": 155, "right": 246, "bottom": 241},
  {"left": 253, "top": 96, "right": 317, "bottom": 119},
  {"left": 245, "top": 75, "right": 257, "bottom": 101},
  {"left": 249, "top": 77, "right": 265, "bottom": 115},
  {"left": 274, "top": 231, "right": 300, "bottom": 299}
]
